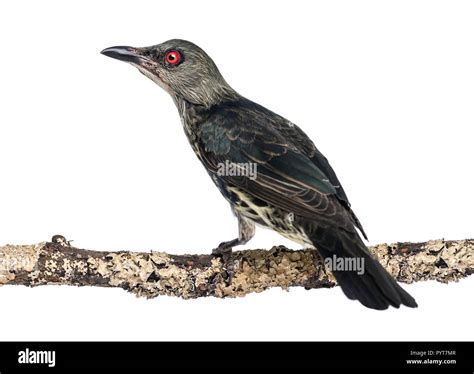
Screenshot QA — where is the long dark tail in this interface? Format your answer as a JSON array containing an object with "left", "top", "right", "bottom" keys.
[{"left": 310, "top": 227, "right": 417, "bottom": 310}]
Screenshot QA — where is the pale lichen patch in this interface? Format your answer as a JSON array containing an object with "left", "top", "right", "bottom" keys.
[
  {"left": 61, "top": 258, "right": 73, "bottom": 278},
  {"left": 215, "top": 247, "right": 318, "bottom": 297},
  {"left": 0, "top": 243, "right": 44, "bottom": 284},
  {"left": 104, "top": 253, "right": 153, "bottom": 287},
  {"left": 368, "top": 239, "right": 474, "bottom": 284},
  {"left": 88, "top": 256, "right": 111, "bottom": 278},
  {"left": 149, "top": 252, "right": 170, "bottom": 266},
  {"left": 45, "top": 260, "right": 58, "bottom": 274},
  {"left": 28, "top": 270, "right": 40, "bottom": 282},
  {"left": 192, "top": 257, "right": 223, "bottom": 295}
]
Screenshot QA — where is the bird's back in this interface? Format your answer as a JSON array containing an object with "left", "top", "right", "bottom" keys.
[{"left": 182, "top": 97, "right": 367, "bottom": 238}]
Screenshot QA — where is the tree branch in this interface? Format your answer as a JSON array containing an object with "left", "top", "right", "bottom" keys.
[{"left": 0, "top": 237, "right": 472, "bottom": 298}]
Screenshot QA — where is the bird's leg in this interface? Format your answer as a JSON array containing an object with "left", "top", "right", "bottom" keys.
[
  {"left": 212, "top": 213, "right": 255, "bottom": 256},
  {"left": 212, "top": 213, "right": 255, "bottom": 284}
]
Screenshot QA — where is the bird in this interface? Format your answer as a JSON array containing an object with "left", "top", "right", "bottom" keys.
[{"left": 101, "top": 39, "right": 417, "bottom": 310}]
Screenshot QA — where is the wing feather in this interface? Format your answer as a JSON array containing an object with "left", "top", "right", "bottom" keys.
[{"left": 198, "top": 100, "right": 361, "bottom": 233}]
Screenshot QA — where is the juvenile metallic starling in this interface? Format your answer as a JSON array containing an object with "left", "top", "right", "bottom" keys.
[{"left": 101, "top": 39, "right": 417, "bottom": 310}]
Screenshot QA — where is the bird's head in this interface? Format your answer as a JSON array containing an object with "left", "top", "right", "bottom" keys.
[{"left": 101, "top": 39, "right": 237, "bottom": 107}]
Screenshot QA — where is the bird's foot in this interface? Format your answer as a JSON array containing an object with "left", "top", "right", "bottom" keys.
[
  {"left": 212, "top": 239, "right": 238, "bottom": 285},
  {"left": 212, "top": 239, "right": 238, "bottom": 256}
]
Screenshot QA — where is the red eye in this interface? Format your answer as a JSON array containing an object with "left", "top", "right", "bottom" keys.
[{"left": 165, "top": 50, "right": 181, "bottom": 65}]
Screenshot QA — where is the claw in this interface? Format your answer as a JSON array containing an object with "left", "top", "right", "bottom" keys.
[
  {"left": 212, "top": 241, "right": 235, "bottom": 256},
  {"left": 212, "top": 241, "right": 236, "bottom": 286}
]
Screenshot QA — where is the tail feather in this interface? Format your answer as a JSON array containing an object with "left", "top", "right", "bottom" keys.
[{"left": 311, "top": 228, "right": 417, "bottom": 310}]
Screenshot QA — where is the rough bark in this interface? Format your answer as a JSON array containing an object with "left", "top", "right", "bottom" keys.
[{"left": 0, "top": 236, "right": 472, "bottom": 298}]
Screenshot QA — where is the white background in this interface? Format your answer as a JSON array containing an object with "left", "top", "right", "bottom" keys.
[{"left": 0, "top": 0, "right": 473, "bottom": 340}]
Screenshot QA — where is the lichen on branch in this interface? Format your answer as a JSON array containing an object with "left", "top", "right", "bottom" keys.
[{"left": 0, "top": 238, "right": 472, "bottom": 298}]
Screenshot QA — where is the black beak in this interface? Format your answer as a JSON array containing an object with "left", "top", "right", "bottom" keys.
[{"left": 101, "top": 46, "right": 142, "bottom": 64}]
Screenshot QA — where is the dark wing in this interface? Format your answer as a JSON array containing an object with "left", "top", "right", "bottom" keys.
[
  {"left": 272, "top": 120, "right": 350, "bottom": 202},
  {"left": 267, "top": 107, "right": 368, "bottom": 239},
  {"left": 198, "top": 99, "right": 365, "bottom": 235}
]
